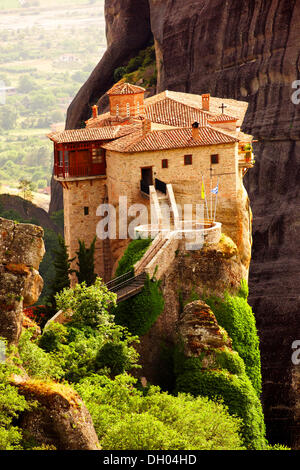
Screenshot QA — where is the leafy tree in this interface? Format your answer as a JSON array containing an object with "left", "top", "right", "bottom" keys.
[
  {"left": 75, "top": 374, "right": 245, "bottom": 450},
  {"left": 55, "top": 278, "right": 117, "bottom": 329},
  {"left": 75, "top": 237, "right": 97, "bottom": 286},
  {"left": 18, "top": 178, "right": 34, "bottom": 202},
  {"left": 0, "top": 354, "right": 30, "bottom": 450}
]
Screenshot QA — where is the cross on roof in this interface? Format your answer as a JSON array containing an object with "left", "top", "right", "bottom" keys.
[{"left": 219, "top": 103, "right": 227, "bottom": 114}]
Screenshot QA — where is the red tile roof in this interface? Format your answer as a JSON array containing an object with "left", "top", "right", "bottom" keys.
[
  {"left": 107, "top": 82, "right": 146, "bottom": 96},
  {"left": 145, "top": 96, "right": 209, "bottom": 127},
  {"left": 47, "top": 125, "right": 139, "bottom": 144},
  {"left": 102, "top": 126, "right": 238, "bottom": 153},
  {"left": 207, "top": 113, "right": 238, "bottom": 123}
]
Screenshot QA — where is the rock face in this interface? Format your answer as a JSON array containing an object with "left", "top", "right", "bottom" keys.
[
  {"left": 136, "top": 235, "right": 243, "bottom": 386},
  {"left": 13, "top": 377, "right": 100, "bottom": 450},
  {"left": 178, "top": 300, "right": 233, "bottom": 358},
  {"left": 0, "top": 217, "right": 45, "bottom": 345},
  {"left": 56, "top": 0, "right": 300, "bottom": 445}
]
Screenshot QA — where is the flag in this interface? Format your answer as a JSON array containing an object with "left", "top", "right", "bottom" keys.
[
  {"left": 211, "top": 184, "right": 219, "bottom": 195},
  {"left": 201, "top": 182, "right": 205, "bottom": 199}
]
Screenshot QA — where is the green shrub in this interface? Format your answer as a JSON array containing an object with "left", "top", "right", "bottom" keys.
[
  {"left": 38, "top": 319, "right": 139, "bottom": 383},
  {"left": 174, "top": 351, "right": 266, "bottom": 450},
  {"left": 204, "top": 284, "right": 262, "bottom": 395},
  {"left": 0, "top": 360, "right": 30, "bottom": 450},
  {"left": 75, "top": 374, "right": 244, "bottom": 450},
  {"left": 55, "top": 278, "right": 117, "bottom": 329},
  {"left": 114, "top": 238, "right": 152, "bottom": 277},
  {"left": 95, "top": 342, "right": 133, "bottom": 377},
  {"left": 112, "top": 276, "right": 164, "bottom": 336},
  {"left": 18, "top": 329, "right": 63, "bottom": 380}
]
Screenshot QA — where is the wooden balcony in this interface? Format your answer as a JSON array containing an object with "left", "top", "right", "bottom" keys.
[{"left": 54, "top": 163, "right": 106, "bottom": 180}]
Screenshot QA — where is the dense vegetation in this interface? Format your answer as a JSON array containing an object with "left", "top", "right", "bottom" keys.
[
  {"left": 113, "top": 42, "right": 157, "bottom": 90},
  {"left": 174, "top": 350, "right": 266, "bottom": 450},
  {"left": 114, "top": 238, "right": 152, "bottom": 277},
  {"left": 204, "top": 281, "right": 262, "bottom": 396},
  {"left": 0, "top": 279, "right": 247, "bottom": 450}
]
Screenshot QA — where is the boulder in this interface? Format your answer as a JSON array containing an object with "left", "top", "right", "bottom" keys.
[{"left": 0, "top": 217, "right": 45, "bottom": 345}]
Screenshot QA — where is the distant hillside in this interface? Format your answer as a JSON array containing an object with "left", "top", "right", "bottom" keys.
[{"left": 0, "top": 193, "right": 62, "bottom": 234}]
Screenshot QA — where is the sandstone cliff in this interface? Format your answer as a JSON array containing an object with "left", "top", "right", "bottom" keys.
[{"left": 58, "top": 0, "right": 300, "bottom": 446}]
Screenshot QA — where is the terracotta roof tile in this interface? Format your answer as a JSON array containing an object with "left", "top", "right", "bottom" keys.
[
  {"left": 47, "top": 125, "right": 138, "bottom": 144},
  {"left": 145, "top": 97, "right": 209, "bottom": 127},
  {"left": 107, "top": 82, "right": 146, "bottom": 96},
  {"left": 207, "top": 113, "right": 238, "bottom": 123},
  {"left": 102, "top": 126, "right": 238, "bottom": 153}
]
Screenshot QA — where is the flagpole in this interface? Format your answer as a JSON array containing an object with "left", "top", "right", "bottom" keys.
[
  {"left": 202, "top": 176, "right": 210, "bottom": 221},
  {"left": 213, "top": 178, "right": 219, "bottom": 222}
]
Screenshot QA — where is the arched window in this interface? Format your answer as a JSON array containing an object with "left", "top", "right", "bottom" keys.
[{"left": 126, "top": 103, "right": 130, "bottom": 117}]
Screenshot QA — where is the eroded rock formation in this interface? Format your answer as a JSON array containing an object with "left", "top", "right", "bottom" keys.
[
  {"left": 13, "top": 377, "right": 100, "bottom": 451},
  {"left": 0, "top": 217, "right": 100, "bottom": 450},
  {"left": 178, "top": 300, "right": 233, "bottom": 358},
  {"left": 0, "top": 217, "right": 45, "bottom": 345}
]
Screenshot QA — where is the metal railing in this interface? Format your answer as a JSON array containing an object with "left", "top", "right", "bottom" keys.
[{"left": 106, "top": 271, "right": 133, "bottom": 291}]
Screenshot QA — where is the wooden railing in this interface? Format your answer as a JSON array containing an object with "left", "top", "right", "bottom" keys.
[{"left": 55, "top": 163, "right": 106, "bottom": 179}]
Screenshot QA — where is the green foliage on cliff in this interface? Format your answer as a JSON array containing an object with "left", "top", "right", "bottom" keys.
[
  {"left": 75, "top": 374, "right": 245, "bottom": 450},
  {"left": 0, "top": 357, "right": 30, "bottom": 450},
  {"left": 204, "top": 283, "right": 262, "bottom": 396},
  {"left": 112, "top": 275, "right": 165, "bottom": 336},
  {"left": 112, "top": 238, "right": 164, "bottom": 336},
  {"left": 114, "top": 238, "right": 152, "bottom": 277},
  {"left": 174, "top": 349, "right": 266, "bottom": 450},
  {"left": 113, "top": 43, "right": 157, "bottom": 89}
]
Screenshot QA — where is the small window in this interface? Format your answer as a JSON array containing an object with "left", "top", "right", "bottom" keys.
[
  {"left": 184, "top": 154, "right": 192, "bottom": 165},
  {"left": 92, "top": 147, "right": 104, "bottom": 163},
  {"left": 162, "top": 159, "right": 168, "bottom": 169},
  {"left": 211, "top": 154, "right": 219, "bottom": 164},
  {"left": 116, "top": 104, "right": 119, "bottom": 116},
  {"left": 84, "top": 206, "right": 89, "bottom": 216},
  {"left": 126, "top": 103, "right": 130, "bottom": 117},
  {"left": 137, "top": 102, "right": 140, "bottom": 114}
]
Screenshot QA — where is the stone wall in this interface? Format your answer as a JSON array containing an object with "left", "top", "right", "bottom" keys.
[{"left": 62, "top": 177, "right": 110, "bottom": 281}]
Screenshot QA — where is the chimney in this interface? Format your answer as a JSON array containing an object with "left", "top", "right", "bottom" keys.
[
  {"left": 92, "top": 105, "right": 98, "bottom": 119},
  {"left": 142, "top": 118, "right": 152, "bottom": 136},
  {"left": 202, "top": 93, "right": 210, "bottom": 112},
  {"left": 192, "top": 121, "right": 200, "bottom": 140}
]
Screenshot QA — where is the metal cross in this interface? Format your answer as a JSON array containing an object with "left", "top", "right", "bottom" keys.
[{"left": 219, "top": 103, "right": 227, "bottom": 114}]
